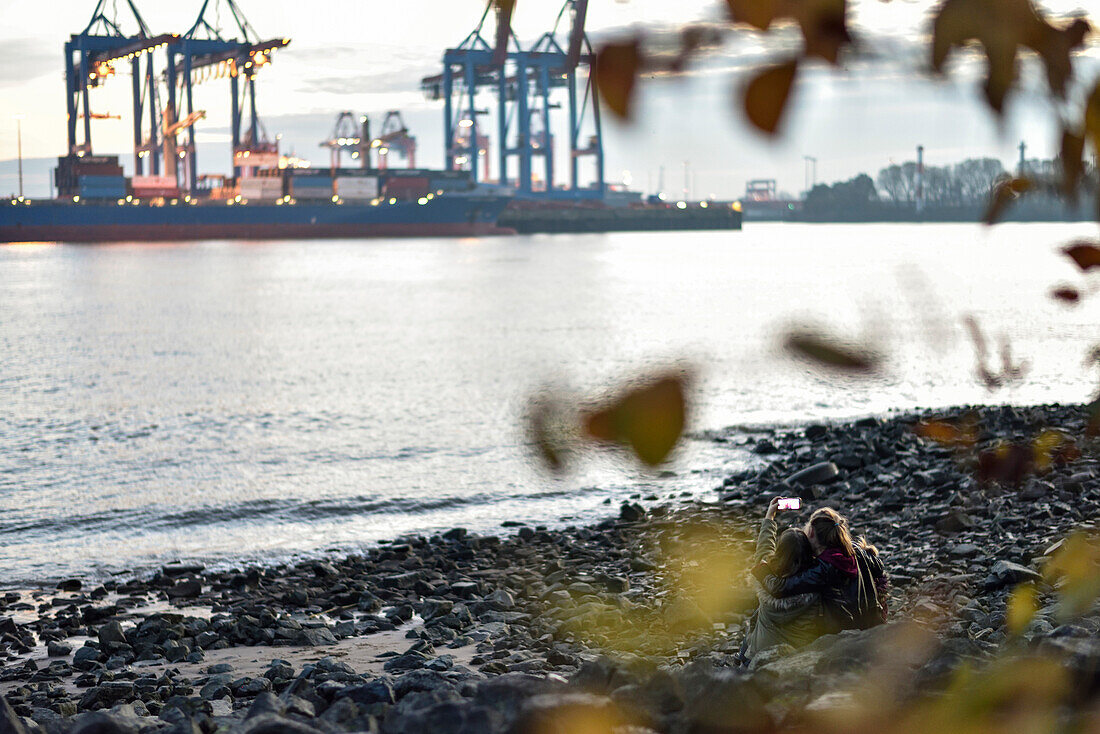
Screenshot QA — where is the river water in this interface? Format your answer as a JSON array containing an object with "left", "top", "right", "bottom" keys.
[{"left": 1, "top": 222, "right": 1098, "bottom": 583}]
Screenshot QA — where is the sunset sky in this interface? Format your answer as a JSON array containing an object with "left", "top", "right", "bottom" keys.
[{"left": 1, "top": 0, "right": 1098, "bottom": 198}]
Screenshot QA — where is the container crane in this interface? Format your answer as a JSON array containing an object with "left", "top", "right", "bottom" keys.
[
  {"left": 64, "top": 0, "right": 175, "bottom": 175},
  {"left": 422, "top": 0, "right": 603, "bottom": 198},
  {"left": 374, "top": 112, "right": 417, "bottom": 171},
  {"left": 165, "top": 0, "right": 290, "bottom": 194},
  {"left": 321, "top": 112, "right": 370, "bottom": 169}
]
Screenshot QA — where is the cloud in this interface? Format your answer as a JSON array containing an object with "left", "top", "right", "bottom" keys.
[
  {"left": 300, "top": 68, "right": 433, "bottom": 95},
  {"left": 0, "top": 39, "right": 58, "bottom": 87}
]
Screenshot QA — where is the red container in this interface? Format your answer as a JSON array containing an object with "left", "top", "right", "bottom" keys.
[{"left": 383, "top": 177, "right": 430, "bottom": 199}]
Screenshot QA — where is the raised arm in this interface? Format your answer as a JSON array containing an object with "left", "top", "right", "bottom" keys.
[
  {"left": 752, "top": 499, "right": 781, "bottom": 564},
  {"left": 754, "top": 560, "right": 832, "bottom": 598}
]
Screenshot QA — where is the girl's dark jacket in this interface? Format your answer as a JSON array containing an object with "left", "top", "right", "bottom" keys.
[{"left": 752, "top": 544, "right": 888, "bottom": 633}]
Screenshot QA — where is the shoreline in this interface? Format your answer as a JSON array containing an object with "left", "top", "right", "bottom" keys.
[{"left": 2, "top": 401, "right": 1099, "bottom": 732}]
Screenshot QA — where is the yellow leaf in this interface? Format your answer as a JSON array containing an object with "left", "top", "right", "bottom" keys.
[{"left": 1006, "top": 583, "right": 1038, "bottom": 635}]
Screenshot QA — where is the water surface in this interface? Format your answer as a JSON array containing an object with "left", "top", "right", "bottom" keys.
[{"left": 1, "top": 223, "right": 1097, "bottom": 582}]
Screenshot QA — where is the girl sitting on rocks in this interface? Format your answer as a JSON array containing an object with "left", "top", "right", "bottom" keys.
[
  {"left": 742, "top": 498, "right": 826, "bottom": 660},
  {"left": 754, "top": 506, "right": 888, "bottom": 634}
]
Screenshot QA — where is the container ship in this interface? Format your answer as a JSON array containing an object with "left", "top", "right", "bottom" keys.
[
  {"left": 1, "top": 155, "right": 513, "bottom": 243},
  {"left": 1, "top": 0, "right": 739, "bottom": 244}
]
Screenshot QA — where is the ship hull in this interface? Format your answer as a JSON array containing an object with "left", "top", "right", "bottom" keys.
[{"left": 1, "top": 196, "right": 514, "bottom": 243}]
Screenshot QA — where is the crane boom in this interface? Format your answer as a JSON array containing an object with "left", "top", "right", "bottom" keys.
[{"left": 565, "top": 0, "right": 588, "bottom": 70}]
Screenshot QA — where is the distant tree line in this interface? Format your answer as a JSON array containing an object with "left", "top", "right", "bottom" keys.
[{"left": 798, "top": 156, "right": 1097, "bottom": 222}]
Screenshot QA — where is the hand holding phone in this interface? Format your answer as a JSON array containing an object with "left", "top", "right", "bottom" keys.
[{"left": 777, "top": 497, "right": 802, "bottom": 510}]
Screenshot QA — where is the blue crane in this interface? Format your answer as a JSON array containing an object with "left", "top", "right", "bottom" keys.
[
  {"left": 165, "top": 0, "right": 289, "bottom": 195},
  {"left": 422, "top": 0, "right": 604, "bottom": 199},
  {"left": 64, "top": 0, "right": 176, "bottom": 175}
]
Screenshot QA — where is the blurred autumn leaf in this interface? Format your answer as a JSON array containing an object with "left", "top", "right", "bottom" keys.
[
  {"left": 1060, "top": 128, "right": 1085, "bottom": 199},
  {"left": 931, "top": 0, "right": 1090, "bottom": 113},
  {"left": 595, "top": 40, "right": 641, "bottom": 119},
  {"left": 783, "top": 328, "right": 878, "bottom": 373},
  {"left": 527, "top": 369, "right": 691, "bottom": 472},
  {"left": 1006, "top": 583, "right": 1038, "bottom": 636},
  {"left": 725, "top": 0, "right": 851, "bottom": 64},
  {"left": 984, "top": 176, "right": 1033, "bottom": 224},
  {"left": 582, "top": 371, "right": 689, "bottom": 467},
  {"left": 914, "top": 416, "right": 979, "bottom": 449},
  {"left": 1050, "top": 285, "right": 1080, "bottom": 304},
  {"left": 1063, "top": 241, "right": 1100, "bottom": 271},
  {"left": 743, "top": 59, "right": 799, "bottom": 135}
]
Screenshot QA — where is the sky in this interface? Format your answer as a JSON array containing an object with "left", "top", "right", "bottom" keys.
[{"left": 1, "top": 0, "right": 1098, "bottom": 199}]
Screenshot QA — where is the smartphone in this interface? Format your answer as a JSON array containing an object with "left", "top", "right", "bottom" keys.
[{"left": 777, "top": 497, "right": 802, "bottom": 510}]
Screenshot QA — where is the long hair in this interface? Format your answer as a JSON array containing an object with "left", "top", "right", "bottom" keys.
[
  {"left": 808, "top": 507, "right": 855, "bottom": 557},
  {"left": 771, "top": 528, "right": 815, "bottom": 577}
]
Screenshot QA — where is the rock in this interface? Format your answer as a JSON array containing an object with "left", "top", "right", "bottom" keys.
[
  {"left": 420, "top": 599, "right": 454, "bottom": 622},
  {"left": 948, "top": 543, "right": 981, "bottom": 558},
  {"left": 0, "top": 696, "right": 27, "bottom": 734},
  {"left": 69, "top": 711, "right": 137, "bottom": 734},
  {"left": 297, "top": 627, "right": 337, "bottom": 646},
  {"left": 97, "top": 622, "right": 126, "bottom": 646},
  {"left": 162, "top": 563, "right": 205, "bottom": 577},
  {"left": 786, "top": 462, "right": 839, "bottom": 487},
  {"left": 485, "top": 589, "right": 515, "bottom": 610},
  {"left": 337, "top": 679, "right": 395, "bottom": 707},
  {"left": 619, "top": 502, "right": 645, "bottom": 522},
  {"left": 983, "top": 560, "right": 1042, "bottom": 590},
  {"left": 165, "top": 580, "right": 201, "bottom": 599},
  {"left": 46, "top": 641, "right": 72, "bottom": 657},
  {"left": 672, "top": 662, "right": 771, "bottom": 733},
  {"left": 936, "top": 509, "right": 976, "bottom": 534},
  {"left": 237, "top": 714, "right": 324, "bottom": 734},
  {"left": 245, "top": 692, "right": 285, "bottom": 720},
  {"left": 595, "top": 574, "right": 630, "bottom": 594},
  {"left": 805, "top": 424, "right": 828, "bottom": 440},
  {"left": 56, "top": 579, "right": 82, "bottom": 592},
  {"left": 753, "top": 439, "right": 778, "bottom": 454},
  {"left": 663, "top": 597, "right": 709, "bottom": 632}
]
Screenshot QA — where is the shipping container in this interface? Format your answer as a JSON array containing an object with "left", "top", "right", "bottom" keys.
[
  {"left": 289, "top": 178, "right": 334, "bottom": 199},
  {"left": 240, "top": 178, "right": 285, "bottom": 200},
  {"left": 335, "top": 176, "right": 378, "bottom": 199},
  {"left": 77, "top": 175, "right": 127, "bottom": 199},
  {"left": 429, "top": 178, "right": 472, "bottom": 193},
  {"left": 383, "top": 176, "right": 430, "bottom": 199}
]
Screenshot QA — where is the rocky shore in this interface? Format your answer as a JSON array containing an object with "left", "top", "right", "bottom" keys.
[{"left": 4, "top": 403, "right": 1100, "bottom": 733}]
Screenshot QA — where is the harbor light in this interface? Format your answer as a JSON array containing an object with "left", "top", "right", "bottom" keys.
[
  {"left": 700, "top": 201, "right": 708, "bottom": 208},
  {"left": 72, "top": 196, "right": 80, "bottom": 203},
  {"left": 184, "top": 195, "right": 191, "bottom": 203},
  {"left": 676, "top": 201, "right": 687, "bottom": 209},
  {"left": 418, "top": 197, "right": 427, "bottom": 205},
  {"left": 731, "top": 201, "right": 743, "bottom": 212},
  {"left": 126, "top": 195, "right": 132, "bottom": 202},
  {"left": 132, "top": 198, "right": 140, "bottom": 205},
  {"left": 234, "top": 195, "right": 242, "bottom": 203},
  {"left": 458, "top": 119, "right": 473, "bottom": 128},
  {"left": 117, "top": 199, "right": 125, "bottom": 205},
  {"left": 331, "top": 195, "right": 339, "bottom": 203},
  {"left": 388, "top": 197, "right": 396, "bottom": 205}
]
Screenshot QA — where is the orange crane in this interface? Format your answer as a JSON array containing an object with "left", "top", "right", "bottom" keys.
[{"left": 373, "top": 111, "right": 416, "bottom": 170}]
